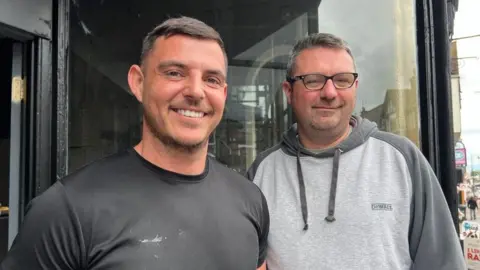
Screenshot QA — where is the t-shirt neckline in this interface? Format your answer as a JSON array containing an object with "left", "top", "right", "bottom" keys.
[{"left": 129, "top": 148, "right": 209, "bottom": 183}]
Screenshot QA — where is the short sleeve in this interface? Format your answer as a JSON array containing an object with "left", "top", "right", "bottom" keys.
[
  {"left": 257, "top": 191, "right": 270, "bottom": 267},
  {"left": 0, "top": 182, "right": 85, "bottom": 270}
]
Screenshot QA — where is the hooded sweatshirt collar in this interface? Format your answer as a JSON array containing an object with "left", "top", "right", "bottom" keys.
[
  {"left": 282, "top": 116, "right": 378, "bottom": 157},
  {"left": 281, "top": 116, "right": 378, "bottom": 230}
]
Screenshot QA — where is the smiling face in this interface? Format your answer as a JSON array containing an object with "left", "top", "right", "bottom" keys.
[
  {"left": 128, "top": 34, "right": 227, "bottom": 152},
  {"left": 283, "top": 47, "right": 357, "bottom": 137}
]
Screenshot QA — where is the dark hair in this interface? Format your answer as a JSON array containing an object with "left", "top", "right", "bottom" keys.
[
  {"left": 286, "top": 33, "right": 356, "bottom": 77},
  {"left": 140, "top": 16, "right": 227, "bottom": 66}
]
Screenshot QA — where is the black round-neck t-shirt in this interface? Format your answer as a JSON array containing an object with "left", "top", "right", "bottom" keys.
[{"left": 1, "top": 149, "right": 269, "bottom": 270}]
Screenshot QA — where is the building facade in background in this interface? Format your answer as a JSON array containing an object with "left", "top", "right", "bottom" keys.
[{"left": 0, "top": 0, "right": 462, "bottom": 262}]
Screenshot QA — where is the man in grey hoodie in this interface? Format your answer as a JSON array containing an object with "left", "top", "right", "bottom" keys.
[{"left": 246, "top": 33, "right": 466, "bottom": 270}]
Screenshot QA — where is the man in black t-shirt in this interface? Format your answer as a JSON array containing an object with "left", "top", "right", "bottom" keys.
[{"left": 0, "top": 16, "right": 269, "bottom": 270}]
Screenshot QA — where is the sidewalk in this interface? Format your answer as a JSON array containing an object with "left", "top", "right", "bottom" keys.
[{"left": 465, "top": 210, "right": 480, "bottom": 223}]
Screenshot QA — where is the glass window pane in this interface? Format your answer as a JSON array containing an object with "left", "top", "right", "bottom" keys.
[
  {"left": 68, "top": 1, "right": 309, "bottom": 173},
  {"left": 315, "top": 0, "right": 420, "bottom": 146},
  {"left": 68, "top": 0, "right": 420, "bottom": 173}
]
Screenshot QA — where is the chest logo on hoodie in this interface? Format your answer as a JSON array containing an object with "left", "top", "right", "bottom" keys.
[{"left": 371, "top": 203, "right": 393, "bottom": 211}]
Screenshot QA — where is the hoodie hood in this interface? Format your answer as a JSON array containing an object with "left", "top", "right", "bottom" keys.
[
  {"left": 281, "top": 116, "right": 378, "bottom": 230},
  {"left": 282, "top": 115, "right": 378, "bottom": 157}
]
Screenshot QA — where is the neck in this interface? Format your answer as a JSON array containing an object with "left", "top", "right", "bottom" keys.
[
  {"left": 298, "top": 123, "right": 351, "bottom": 150},
  {"left": 135, "top": 130, "right": 208, "bottom": 176}
]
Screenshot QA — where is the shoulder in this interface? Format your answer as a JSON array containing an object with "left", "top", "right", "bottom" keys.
[
  {"left": 24, "top": 181, "right": 80, "bottom": 232},
  {"left": 22, "top": 151, "right": 134, "bottom": 231},
  {"left": 246, "top": 143, "right": 284, "bottom": 180},
  {"left": 46, "top": 151, "right": 138, "bottom": 217},
  {"left": 0, "top": 180, "right": 86, "bottom": 269},
  {"left": 209, "top": 157, "right": 266, "bottom": 207},
  {"left": 209, "top": 157, "right": 262, "bottom": 193},
  {"left": 255, "top": 143, "right": 284, "bottom": 164},
  {"left": 369, "top": 131, "right": 434, "bottom": 182},
  {"left": 60, "top": 149, "right": 138, "bottom": 191},
  {"left": 209, "top": 158, "right": 270, "bottom": 232},
  {"left": 28, "top": 181, "right": 71, "bottom": 214},
  {"left": 369, "top": 130, "right": 425, "bottom": 166}
]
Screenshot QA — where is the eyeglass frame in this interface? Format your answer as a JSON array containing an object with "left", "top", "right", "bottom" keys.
[{"left": 286, "top": 72, "right": 359, "bottom": 91}]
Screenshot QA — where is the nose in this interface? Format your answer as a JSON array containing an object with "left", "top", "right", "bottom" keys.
[
  {"left": 183, "top": 74, "right": 205, "bottom": 100},
  {"left": 320, "top": 79, "right": 338, "bottom": 100}
]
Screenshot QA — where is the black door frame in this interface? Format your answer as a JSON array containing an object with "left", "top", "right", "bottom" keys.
[
  {"left": 416, "top": 0, "right": 459, "bottom": 232},
  {"left": 7, "top": 40, "right": 27, "bottom": 248},
  {"left": 0, "top": 1, "right": 53, "bottom": 244},
  {"left": 53, "top": 0, "right": 70, "bottom": 182}
]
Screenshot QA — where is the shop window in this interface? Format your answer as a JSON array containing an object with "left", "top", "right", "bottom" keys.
[
  {"left": 317, "top": 0, "right": 420, "bottom": 146},
  {"left": 451, "top": 0, "right": 480, "bottom": 243},
  {"left": 68, "top": 0, "right": 419, "bottom": 174}
]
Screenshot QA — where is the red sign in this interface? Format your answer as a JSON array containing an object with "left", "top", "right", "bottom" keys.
[
  {"left": 456, "top": 148, "right": 467, "bottom": 167},
  {"left": 455, "top": 141, "right": 467, "bottom": 168},
  {"left": 464, "top": 237, "right": 480, "bottom": 268}
]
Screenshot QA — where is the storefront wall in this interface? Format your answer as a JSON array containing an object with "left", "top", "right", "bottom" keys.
[
  {"left": 0, "top": 0, "right": 464, "bottom": 261},
  {"left": 67, "top": 0, "right": 420, "bottom": 175},
  {"left": 0, "top": 0, "right": 457, "bottom": 230},
  {"left": 0, "top": 0, "right": 52, "bottom": 40}
]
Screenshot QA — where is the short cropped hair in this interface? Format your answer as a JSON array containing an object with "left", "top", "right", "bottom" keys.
[
  {"left": 140, "top": 16, "right": 227, "bottom": 67},
  {"left": 286, "top": 33, "right": 356, "bottom": 77}
]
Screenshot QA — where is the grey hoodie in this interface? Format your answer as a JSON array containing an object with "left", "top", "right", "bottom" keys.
[{"left": 247, "top": 116, "right": 465, "bottom": 270}]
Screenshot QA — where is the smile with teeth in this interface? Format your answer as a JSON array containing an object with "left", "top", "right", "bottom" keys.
[{"left": 174, "top": 109, "right": 205, "bottom": 118}]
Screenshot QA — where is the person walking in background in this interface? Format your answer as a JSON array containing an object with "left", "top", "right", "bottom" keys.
[{"left": 468, "top": 196, "right": 478, "bottom": 220}]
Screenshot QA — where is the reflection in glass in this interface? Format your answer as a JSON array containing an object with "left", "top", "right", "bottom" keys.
[
  {"left": 316, "top": 0, "right": 420, "bottom": 146},
  {"left": 68, "top": 0, "right": 313, "bottom": 173},
  {"left": 67, "top": 0, "right": 420, "bottom": 174}
]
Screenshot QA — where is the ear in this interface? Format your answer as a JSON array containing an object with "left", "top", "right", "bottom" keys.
[
  {"left": 128, "top": 64, "right": 144, "bottom": 103},
  {"left": 282, "top": 81, "right": 293, "bottom": 104}
]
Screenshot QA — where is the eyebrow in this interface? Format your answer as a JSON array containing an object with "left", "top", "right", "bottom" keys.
[
  {"left": 205, "top": 69, "right": 226, "bottom": 81},
  {"left": 156, "top": 61, "right": 187, "bottom": 70},
  {"left": 156, "top": 61, "right": 226, "bottom": 80},
  {"left": 157, "top": 60, "right": 225, "bottom": 79}
]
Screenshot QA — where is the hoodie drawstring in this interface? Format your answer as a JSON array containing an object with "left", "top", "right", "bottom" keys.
[
  {"left": 296, "top": 148, "right": 342, "bottom": 230},
  {"left": 325, "top": 148, "right": 342, "bottom": 222},
  {"left": 296, "top": 151, "right": 309, "bottom": 231}
]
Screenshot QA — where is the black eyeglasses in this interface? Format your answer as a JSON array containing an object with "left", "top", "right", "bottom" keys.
[{"left": 286, "top": 72, "right": 358, "bottom": 91}]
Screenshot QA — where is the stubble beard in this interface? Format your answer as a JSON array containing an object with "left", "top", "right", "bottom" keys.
[
  {"left": 294, "top": 107, "right": 344, "bottom": 143},
  {"left": 309, "top": 115, "right": 338, "bottom": 131},
  {"left": 143, "top": 109, "right": 207, "bottom": 154}
]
